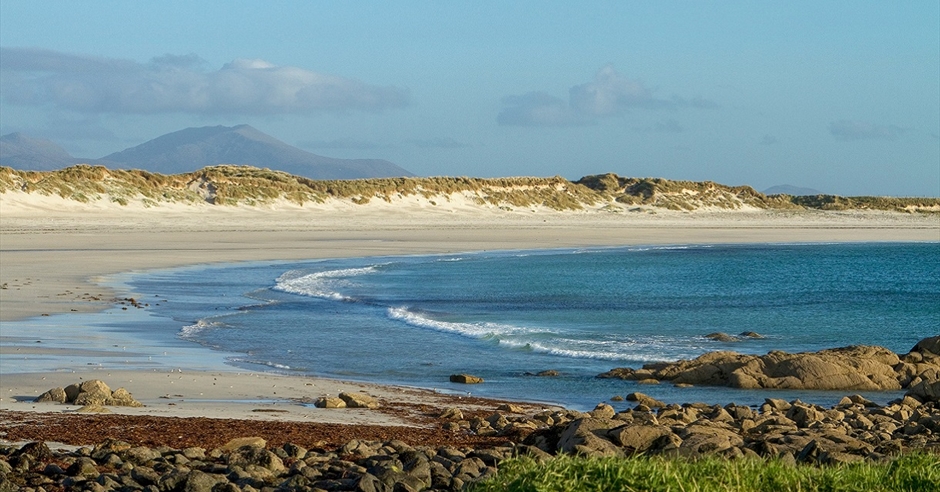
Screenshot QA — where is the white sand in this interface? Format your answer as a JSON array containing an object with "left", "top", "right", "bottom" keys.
[{"left": 1, "top": 191, "right": 937, "bottom": 424}]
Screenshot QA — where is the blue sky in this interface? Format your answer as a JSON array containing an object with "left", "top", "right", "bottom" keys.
[{"left": 1, "top": 1, "right": 938, "bottom": 196}]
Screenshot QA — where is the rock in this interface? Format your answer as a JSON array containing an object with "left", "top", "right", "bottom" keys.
[
  {"left": 184, "top": 470, "right": 226, "bottom": 492},
  {"left": 314, "top": 396, "right": 346, "bottom": 408},
  {"left": 450, "top": 374, "right": 484, "bottom": 384},
  {"left": 220, "top": 437, "right": 266, "bottom": 451},
  {"left": 705, "top": 332, "right": 738, "bottom": 342},
  {"left": 677, "top": 425, "right": 744, "bottom": 458},
  {"left": 79, "top": 379, "right": 112, "bottom": 395},
  {"left": 557, "top": 418, "right": 622, "bottom": 457},
  {"left": 497, "top": 403, "right": 525, "bottom": 413},
  {"left": 74, "top": 390, "right": 111, "bottom": 406},
  {"left": 339, "top": 392, "right": 380, "bottom": 409},
  {"left": 227, "top": 446, "right": 285, "bottom": 472},
  {"left": 610, "top": 395, "right": 624, "bottom": 401},
  {"left": 910, "top": 336, "right": 940, "bottom": 356},
  {"left": 76, "top": 404, "right": 111, "bottom": 413},
  {"left": 109, "top": 388, "right": 143, "bottom": 407},
  {"left": 590, "top": 403, "right": 616, "bottom": 419},
  {"left": 906, "top": 369, "right": 940, "bottom": 403},
  {"left": 64, "top": 382, "right": 82, "bottom": 402},
  {"left": 35, "top": 387, "right": 67, "bottom": 403},
  {"left": 536, "top": 370, "right": 560, "bottom": 376},
  {"left": 66, "top": 457, "right": 99, "bottom": 477},
  {"left": 608, "top": 424, "right": 674, "bottom": 453},
  {"left": 438, "top": 407, "right": 464, "bottom": 420},
  {"left": 625, "top": 392, "right": 666, "bottom": 409},
  {"left": 739, "top": 331, "right": 764, "bottom": 339},
  {"left": 601, "top": 342, "right": 927, "bottom": 391}
]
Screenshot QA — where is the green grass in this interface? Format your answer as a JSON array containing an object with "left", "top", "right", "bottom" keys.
[{"left": 472, "top": 453, "right": 940, "bottom": 492}]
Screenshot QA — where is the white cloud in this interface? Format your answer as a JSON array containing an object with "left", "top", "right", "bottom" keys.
[
  {"left": 829, "top": 119, "right": 905, "bottom": 141},
  {"left": 498, "top": 65, "right": 711, "bottom": 127},
  {"left": 0, "top": 47, "right": 409, "bottom": 115}
]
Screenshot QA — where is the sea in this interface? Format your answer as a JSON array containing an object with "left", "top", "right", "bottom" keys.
[{"left": 7, "top": 242, "right": 939, "bottom": 411}]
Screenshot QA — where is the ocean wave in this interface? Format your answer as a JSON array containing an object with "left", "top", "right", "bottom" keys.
[
  {"left": 227, "top": 357, "right": 298, "bottom": 371},
  {"left": 179, "top": 319, "right": 229, "bottom": 339},
  {"left": 387, "top": 306, "right": 534, "bottom": 338},
  {"left": 273, "top": 265, "right": 381, "bottom": 300},
  {"left": 387, "top": 306, "right": 700, "bottom": 362}
]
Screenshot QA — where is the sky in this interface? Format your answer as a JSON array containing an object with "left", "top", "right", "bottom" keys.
[{"left": 1, "top": 1, "right": 938, "bottom": 196}]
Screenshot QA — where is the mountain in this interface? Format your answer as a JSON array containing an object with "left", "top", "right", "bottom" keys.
[
  {"left": 98, "top": 125, "right": 413, "bottom": 179},
  {"left": 0, "top": 133, "right": 80, "bottom": 171},
  {"left": 763, "top": 184, "right": 824, "bottom": 196}
]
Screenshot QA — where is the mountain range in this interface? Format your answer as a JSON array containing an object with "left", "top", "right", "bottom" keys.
[{"left": 0, "top": 125, "right": 413, "bottom": 180}]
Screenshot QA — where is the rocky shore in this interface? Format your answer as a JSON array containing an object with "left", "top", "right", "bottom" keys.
[
  {"left": 2, "top": 389, "right": 939, "bottom": 491},
  {"left": 3, "top": 337, "right": 939, "bottom": 491},
  {"left": 599, "top": 336, "right": 940, "bottom": 393}
]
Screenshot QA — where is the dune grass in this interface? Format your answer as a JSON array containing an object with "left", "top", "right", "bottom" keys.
[
  {"left": 472, "top": 453, "right": 940, "bottom": 492},
  {"left": 1, "top": 165, "right": 938, "bottom": 212}
]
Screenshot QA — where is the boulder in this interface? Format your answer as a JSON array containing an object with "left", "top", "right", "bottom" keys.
[
  {"left": 339, "top": 392, "right": 380, "bottom": 409},
  {"left": 314, "top": 396, "right": 346, "bottom": 408},
  {"left": 220, "top": 437, "right": 266, "bottom": 451},
  {"left": 705, "top": 332, "right": 738, "bottom": 342},
  {"left": 79, "top": 379, "right": 112, "bottom": 395},
  {"left": 677, "top": 425, "right": 744, "bottom": 458},
  {"left": 450, "top": 374, "right": 484, "bottom": 384},
  {"left": 608, "top": 424, "right": 675, "bottom": 453},
  {"left": 625, "top": 392, "right": 666, "bottom": 409},
  {"left": 600, "top": 343, "right": 915, "bottom": 391},
  {"left": 76, "top": 404, "right": 111, "bottom": 413},
  {"left": 910, "top": 336, "right": 940, "bottom": 356},
  {"left": 906, "top": 368, "right": 940, "bottom": 403},
  {"left": 74, "top": 389, "right": 111, "bottom": 406},
  {"left": 438, "top": 407, "right": 464, "bottom": 420},
  {"left": 35, "top": 387, "right": 67, "bottom": 403},
  {"left": 109, "top": 387, "right": 143, "bottom": 407},
  {"left": 556, "top": 418, "right": 622, "bottom": 457},
  {"left": 589, "top": 403, "right": 616, "bottom": 419}
]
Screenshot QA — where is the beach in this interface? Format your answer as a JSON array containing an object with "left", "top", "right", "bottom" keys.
[{"left": 1, "top": 193, "right": 939, "bottom": 436}]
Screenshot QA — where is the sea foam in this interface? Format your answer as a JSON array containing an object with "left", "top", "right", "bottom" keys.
[{"left": 274, "top": 265, "right": 380, "bottom": 300}]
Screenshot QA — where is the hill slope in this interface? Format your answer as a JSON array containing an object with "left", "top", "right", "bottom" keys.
[
  {"left": 0, "top": 133, "right": 79, "bottom": 171},
  {"left": 98, "top": 125, "right": 413, "bottom": 179},
  {"left": 2, "top": 165, "right": 937, "bottom": 213}
]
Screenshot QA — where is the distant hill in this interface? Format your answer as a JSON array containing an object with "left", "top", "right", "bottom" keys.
[
  {"left": 0, "top": 133, "right": 80, "bottom": 171},
  {"left": 763, "top": 184, "right": 824, "bottom": 196},
  {"left": 0, "top": 125, "right": 413, "bottom": 180},
  {"left": 98, "top": 125, "right": 413, "bottom": 179}
]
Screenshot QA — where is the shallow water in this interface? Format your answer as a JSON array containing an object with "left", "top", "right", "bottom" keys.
[{"left": 4, "top": 242, "right": 937, "bottom": 411}]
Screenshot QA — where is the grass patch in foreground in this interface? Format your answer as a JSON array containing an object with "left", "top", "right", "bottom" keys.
[{"left": 472, "top": 453, "right": 940, "bottom": 492}]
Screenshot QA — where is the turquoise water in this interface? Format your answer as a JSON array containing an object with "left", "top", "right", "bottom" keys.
[{"left": 122, "top": 242, "right": 939, "bottom": 410}]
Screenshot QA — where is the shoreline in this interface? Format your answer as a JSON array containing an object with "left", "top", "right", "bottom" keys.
[{"left": 2, "top": 204, "right": 939, "bottom": 433}]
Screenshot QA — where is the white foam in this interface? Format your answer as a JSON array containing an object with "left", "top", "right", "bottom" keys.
[
  {"left": 387, "top": 306, "right": 700, "bottom": 362},
  {"left": 228, "top": 357, "right": 294, "bottom": 370},
  {"left": 274, "top": 265, "right": 380, "bottom": 300},
  {"left": 387, "top": 306, "right": 533, "bottom": 338},
  {"left": 179, "top": 319, "right": 228, "bottom": 339}
]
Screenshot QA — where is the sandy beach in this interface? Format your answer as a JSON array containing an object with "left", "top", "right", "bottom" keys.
[{"left": 1, "top": 193, "right": 938, "bottom": 433}]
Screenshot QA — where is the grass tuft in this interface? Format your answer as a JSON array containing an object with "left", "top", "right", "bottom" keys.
[{"left": 472, "top": 453, "right": 940, "bottom": 492}]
